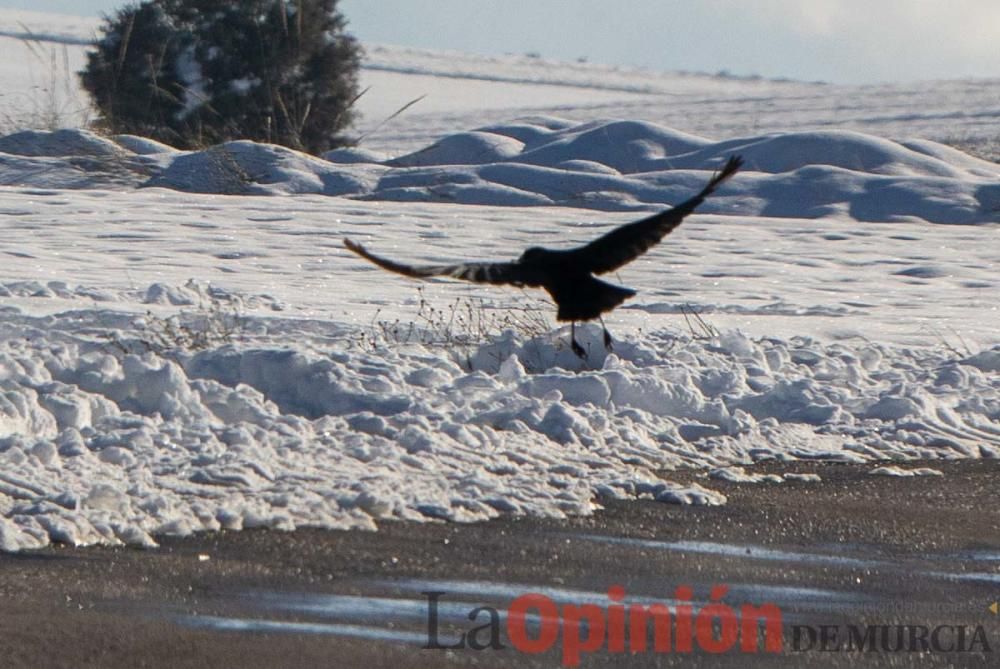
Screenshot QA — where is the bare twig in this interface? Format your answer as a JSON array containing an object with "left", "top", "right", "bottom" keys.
[
  {"left": 680, "top": 303, "right": 719, "bottom": 338},
  {"left": 352, "top": 93, "right": 427, "bottom": 146}
]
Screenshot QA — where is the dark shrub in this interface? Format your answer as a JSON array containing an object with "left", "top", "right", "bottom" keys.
[{"left": 81, "top": 0, "right": 362, "bottom": 153}]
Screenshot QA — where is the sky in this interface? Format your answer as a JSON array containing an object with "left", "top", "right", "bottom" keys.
[{"left": 5, "top": 0, "right": 1000, "bottom": 84}]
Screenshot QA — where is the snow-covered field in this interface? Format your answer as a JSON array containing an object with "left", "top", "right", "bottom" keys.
[{"left": 0, "top": 10, "right": 997, "bottom": 552}]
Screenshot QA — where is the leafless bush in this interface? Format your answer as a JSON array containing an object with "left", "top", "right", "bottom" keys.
[
  {"left": 356, "top": 286, "right": 551, "bottom": 352},
  {"left": 106, "top": 297, "right": 244, "bottom": 359}
]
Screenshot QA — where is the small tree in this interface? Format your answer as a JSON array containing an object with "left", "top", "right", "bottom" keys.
[{"left": 81, "top": 0, "right": 362, "bottom": 153}]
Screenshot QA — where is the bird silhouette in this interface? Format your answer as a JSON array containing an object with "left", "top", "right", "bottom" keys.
[{"left": 344, "top": 155, "right": 743, "bottom": 358}]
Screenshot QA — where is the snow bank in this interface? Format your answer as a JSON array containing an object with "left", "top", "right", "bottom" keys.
[
  {"left": 0, "top": 304, "right": 996, "bottom": 551},
  {"left": 0, "top": 121, "right": 996, "bottom": 223}
]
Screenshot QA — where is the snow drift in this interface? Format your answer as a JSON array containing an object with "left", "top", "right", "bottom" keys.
[{"left": 0, "top": 120, "right": 997, "bottom": 223}]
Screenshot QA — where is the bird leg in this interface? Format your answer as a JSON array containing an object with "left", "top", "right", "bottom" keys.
[
  {"left": 570, "top": 322, "right": 586, "bottom": 358},
  {"left": 599, "top": 316, "right": 613, "bottom": 352}
]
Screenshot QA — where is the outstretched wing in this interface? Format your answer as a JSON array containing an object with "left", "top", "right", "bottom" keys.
[
  {"left": 343, "top": 238, "right": 543, "bottom": 286},
  {"left": 567, "top": 155, "right": 743, "bottom": 275}
]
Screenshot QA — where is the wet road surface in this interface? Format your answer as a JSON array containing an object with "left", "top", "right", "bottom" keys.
[{"left": 2, "top": 460, "right": 999, "bottom": 668}]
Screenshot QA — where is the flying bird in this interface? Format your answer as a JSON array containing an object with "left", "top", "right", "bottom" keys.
[{"left": 344, "top": 155, "right": 743, "bottom": 358}]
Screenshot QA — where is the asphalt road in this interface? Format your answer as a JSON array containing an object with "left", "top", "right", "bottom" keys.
[{"left": 2, "top": 460, "right": 999, "bottom": 668}]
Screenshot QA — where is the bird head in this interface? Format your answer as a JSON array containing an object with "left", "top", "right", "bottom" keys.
[{"left": 518, "top": 246, "right": 548, "bottom": 264}]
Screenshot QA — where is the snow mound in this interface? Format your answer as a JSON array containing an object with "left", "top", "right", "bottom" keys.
[
  {"left": 719, "top": 130, "right": 998, "bottom": 178},
  {"left": 965, "top": 349, "right": 1000, "bottom": 373},
  {"left": 324, "top": 147, "right": 391, "bottom": 164},
  {"left": 390, "top": 130, "right": 527, "bottom": 166},
  {"left": 1, "top": 122, "right": 996, "bottom": 223},
  {"left": 0, "top": 305, "right": 997, "bottom": 551},
  {"left": 0, "top": 129, "right": 125, "bottom": 157},
  {"left": 390, "top": 119, "right": 710, "bottom": 172},
  {"left": 146, "top": 141, "right": 379, "bottom": 196},
  {"left": 113, "top": 135, "right": 180, "bottom": 156},
  {"left": 374, "top": 121, "right": 999, "bottom": 222}
]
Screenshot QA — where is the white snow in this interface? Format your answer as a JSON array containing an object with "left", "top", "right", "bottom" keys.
[
  {"left": 0, "top": 9, "right": 997, "bottom": 551},
  {"left": 869, "top": 466, "right": 945, "bottom": 478}
]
